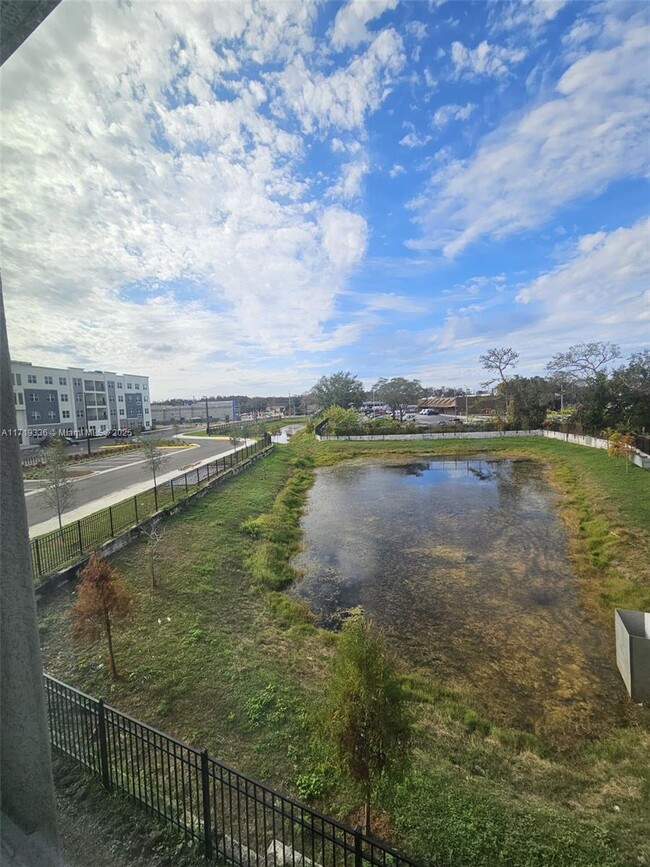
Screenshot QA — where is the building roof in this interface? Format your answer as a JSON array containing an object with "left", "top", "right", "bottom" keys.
[{"left": 418, "top": 397, "right": 458, "bottom": 409}]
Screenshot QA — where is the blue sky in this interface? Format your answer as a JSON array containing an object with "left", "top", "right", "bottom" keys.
[{"left": 1, "top": 0, "right": 648, "bottom": 398}]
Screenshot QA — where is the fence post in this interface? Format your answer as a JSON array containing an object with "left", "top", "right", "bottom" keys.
[
  {"left": 196, "top": 468, "right": 200, "bottom": 487},
  {"left": 97, "top": 699, "right": 111, "bottom": 791},
  {"left": 171, "top": 479, "right": 175, "bottom": 502},
  {"left": 34, "top": 537, "right": 43, "bottom": 580},
  {"left": 77, "top": 520, "right": 83, "bottom": 555},
  {"left": 206, "top": 463, "right": 210, "bottom": 482},
  {"left": 200, "top": 748, "right": 213, "bottom": 859},
  {"left": 134, "top": 495, "right": 139, "bottom": 524},
  {"left": 185, "top": 473, "right": 188, "bottom": 494},
  {"left": 109, "top": 505, "right": 114, "bottom": 537},
  {"left": 153, "top": 483, "right": 159, "bottom": 513},
  {"left": 354, "top": 826, "right": 363, "bottom": 867}
]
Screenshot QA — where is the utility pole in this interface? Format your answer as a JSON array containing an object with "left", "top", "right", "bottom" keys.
[
  {"left": 204, "top": 396, "right": 210, "bottom": 435},
  {"left": 465, "top": 389, "right": 469, "bottom": 418}
]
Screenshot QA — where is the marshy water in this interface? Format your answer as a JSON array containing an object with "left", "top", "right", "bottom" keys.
[{"left": 291, "top": 457, "right": 624, "bottom": 745}]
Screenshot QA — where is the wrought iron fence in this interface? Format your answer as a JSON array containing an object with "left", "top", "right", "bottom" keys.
[
  {"left": 31, "top": 438, "right": 271, "bottom": 584},
  {"left": 45, "top": 675, "right": 421, "bottom": 867}
]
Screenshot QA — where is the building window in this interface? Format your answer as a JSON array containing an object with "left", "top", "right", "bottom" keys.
[
  {"left": 73, "top": 378, "right": 82, "bottom": 387},
  {"left": 48, "top": 411, "right": 56, "bottom": 420},
  {"left": 28, "top": 374, "right": 37, "bottom": 384},
  {"left": 95, "top": 381, "right": 105, "bottom": 391},
  {"left": 29, "top": 393, "right": 38, "bottom": 402},
  {"left": 62, "top": 410, "right": 70, "bottom": 419},
  {"left": 13, "top": 373, "right": 22, "bottom": 386},
  {"left": 76, "top": 393, "right": 83, "bottom": 402},
  {"left": 59, "top": 376, "right": 67, "bottom": 385},
  {"left": 60, "top": 393, "right": 69, "bottom": 402},
  {"left": 17, "top": 393, "right": 24, "bottom": 405},
  {"left": 127, "top": 382, "right": 132, "bottom": 389},
  {"left": 47, "top": 394, "right": 55, "bottom": 402},
  {"left": 144, "top": 408, "right": 150, "bottom": 415},
  {"left": 44, "top": 376, "right": 53, "bottom": 384},
  {"left": 135, "top": 383, "right": 140, "bottom": 389},
  {"left": 32, "top": 411, "right": 41, "bottom": 421},
  {"left": 84, "top": 380, "right": 95, "bottom": 390},
  {"left": 117, "top": 382, "right": 123, "bottom": 389},
  {"left": 143, "top": 384, "right": 148, "bottom": 391},
  {"left": 118, "top": 395, "right": 124, "bottom": 403},
  {"left": 77, "top": 410, "right": 84, "bottom": 419}
]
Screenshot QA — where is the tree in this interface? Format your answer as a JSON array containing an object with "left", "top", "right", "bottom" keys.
[
  {"left": 547, "top": 341, "right": 621, "bottom": 381},
  {"left": 141, "top": 439, "right": 169, "bottom": 511},
  {"left": 607, "top": 432, "right": 636, "bottom": 474},
  {"left": 71, "top": 555, "right": 132, "bottom": 679},
  {"left": 140, "top": 521, "right": 165, "bottom": 590},
  {"left": 372, "top": 377, "right": 424, "bottom": 420},
  {"left": 229, "top": 428, "right": 242, "bottom": 450},
  {"left": 479, "top": 347, "right": 519, "bottom": 389},
  {"left": 39, "top": 438, "right": 76, "bottom": 533},
  {"left": 507, "top": 376, "right": 554, "bottom": 429},
  {"left": 608, "top": 350, "right": 650, "bottom": 431},
  {"left": 323, "top": 613, "right": 411, "bottom": 834},
  {"left": 311, "top": 371, "right": 365, "bottom": 411}
]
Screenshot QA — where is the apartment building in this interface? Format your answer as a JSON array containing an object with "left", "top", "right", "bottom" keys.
[{"left": 11, "top": 361, "right": 151, "bottom": 445}]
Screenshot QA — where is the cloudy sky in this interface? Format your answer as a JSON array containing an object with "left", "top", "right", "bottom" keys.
[{"left": 1, "top": 0, "right": 648, "bottom": 398}]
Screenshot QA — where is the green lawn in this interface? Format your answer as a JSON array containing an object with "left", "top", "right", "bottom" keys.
[{"left": 38, "top": 433, "right": 650, "bottom": 866}]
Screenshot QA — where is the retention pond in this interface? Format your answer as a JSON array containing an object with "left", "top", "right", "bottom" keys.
[{"left": 291, "top": 457, "right": 625, "bottom": 746}]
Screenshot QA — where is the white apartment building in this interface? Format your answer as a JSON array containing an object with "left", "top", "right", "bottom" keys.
[{"left": 10, "top": 361, "right": 151, "bottom": 446}]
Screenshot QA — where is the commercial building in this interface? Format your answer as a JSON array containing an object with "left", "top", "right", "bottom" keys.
[
  {"left": 10, "top": 361, "right": 151, "bottom": 445},
  {"left": 150, "top": 399, "right": 238, "bottom": 425}
]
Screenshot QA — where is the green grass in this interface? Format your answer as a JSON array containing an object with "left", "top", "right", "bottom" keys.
[{"left": 38, "top": 433, "right": 650, "bottom": 866}]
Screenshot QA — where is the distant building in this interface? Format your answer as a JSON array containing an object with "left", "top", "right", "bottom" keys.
[
  {"left": 150, "top": 399, "right": 239, "bottom": 425},
  {"left": 10, "top": 361, "right": 150, "bottom": 445}
]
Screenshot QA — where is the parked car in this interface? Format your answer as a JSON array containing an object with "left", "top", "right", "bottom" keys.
[
  {"left": 419, "top": 409, "right": 439, "bottom": 416},
  {"left": 39, "top": 435, "right": 77, "bottom": 447}
]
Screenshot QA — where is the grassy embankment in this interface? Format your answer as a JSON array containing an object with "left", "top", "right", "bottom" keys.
[{"left": 39, "top": 432, "right": 650, "bottom": 866}]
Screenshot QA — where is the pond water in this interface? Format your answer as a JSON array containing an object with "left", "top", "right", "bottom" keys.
[
  {"left": 291, "top": 457, "right": 624, "bottom": 745},
  {"left": 271, "top": 424, "right": 304, "bottom": 444}
]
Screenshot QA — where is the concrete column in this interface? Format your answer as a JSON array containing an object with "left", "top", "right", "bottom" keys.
[{"left": 0, "top": 279, "right": 62, "bottom": 865}]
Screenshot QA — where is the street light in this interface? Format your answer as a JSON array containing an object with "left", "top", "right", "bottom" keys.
[{"left": 204, "top": 396, "right": 210, "bottom": 435}]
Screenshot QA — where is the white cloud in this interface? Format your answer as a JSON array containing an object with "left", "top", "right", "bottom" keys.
[
  {"left": 492, "top": 0, "right": 569, "bottom": 34},
  {"left": 432, "top": 102, "right": 476, "bottom": 127},
  {"left": 516, "top": 219, "right": 649, "bottom": 340},
  {"left": 389, "top": 164, "right": 406, "bottom": 178},
  {"left": 408, "top": 15, "right": 650, "bottom": 256},
  {"left": 330, "top": 0, "right": 399, "bottom": 51},
  {"left": 0, "top": 0, "right": 379, "bottom": 396},
  {"left": 399, "top": 122, "right": 432, "bottom": 148},
  {"left": 450, "top": 40, "right": 527, "bottom": 79},
  {"left": 275, "top": 28, "right": 405, "bottom": 133}
]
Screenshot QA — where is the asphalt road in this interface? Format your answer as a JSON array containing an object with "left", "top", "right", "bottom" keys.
[{"left": 25, "top": 434, "right": 235, "bottom": 533}]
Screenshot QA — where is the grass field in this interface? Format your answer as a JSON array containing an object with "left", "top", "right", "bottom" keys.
[{"left": 39, "top": 432, "right": 650, "bottom": 866}]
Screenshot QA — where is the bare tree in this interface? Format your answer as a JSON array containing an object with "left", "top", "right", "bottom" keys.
[
  {"left": 140, "top": 520, "right": 165, "bottom": 589},
  {"left": 547, "top": 342, "right": 621, "bottom": 381},
  {"left": 39, "top": 438, "right": 76, "bottom": 533},
  {"left": 141, "top": 439, "right": 169, "bottom": 511}
]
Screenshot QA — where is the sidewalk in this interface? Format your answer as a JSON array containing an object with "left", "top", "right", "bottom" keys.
[{"left": 28, "top": 439, "right": 255, "bottom": 538}]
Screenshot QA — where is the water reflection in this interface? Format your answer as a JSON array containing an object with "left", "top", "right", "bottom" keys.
[
  {"left": 271, "top": 423, "right": 304, "bottom": 444},
  {"left": 291, "top": 458, "right": 624, "bottom": 745}
]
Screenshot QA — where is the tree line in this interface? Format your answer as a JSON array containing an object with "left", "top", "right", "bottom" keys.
[{"left": 309, "top": 342, "right": 649, "bottom": 433}]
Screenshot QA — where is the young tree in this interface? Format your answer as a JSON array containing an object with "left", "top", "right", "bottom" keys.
[
  {"left": 323, "top": 613, "right": 411, "bottom": 834},
  {"left": 140, "top": 521, "right": 165, "bottom": 590},
  {"left": 607, "top": 432, "right": 636, "bottom": 474},
  {"left": 141, "top": 439, "right": 169, "bottom": 511},
  {"left": 71, "top": 555, "right": 132, "bottom": 679},
  {"left": 229, "top": 428, "right": 242, "bottom": 450},
  {"left": 39, "top": 438, "right": 76, "bottom": 533},
  {"left": 311, "top": 371, "right": 365, "bottom": 411},
  {"left": 372, "top": 377, "right": 424, "bottom": 420},
  {"left": 479, "top": 347, "right": 519, "bottom": 414}
]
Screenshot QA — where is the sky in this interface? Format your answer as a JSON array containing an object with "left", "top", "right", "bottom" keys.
[{"left": 1, "top": 0, "right": 648, "bottom": 399}]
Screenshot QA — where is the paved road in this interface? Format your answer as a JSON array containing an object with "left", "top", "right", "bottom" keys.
[{"left": 25, "top": 434, "right": 238, "bottom": 535}]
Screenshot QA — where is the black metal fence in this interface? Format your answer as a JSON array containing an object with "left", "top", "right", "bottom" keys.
[
  {"left": 45, "top": 675, "right": 421, "bottom": 867},
  {"left": 31, "top": 438, "right": 271, "bottom": 584}
]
